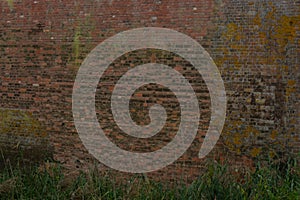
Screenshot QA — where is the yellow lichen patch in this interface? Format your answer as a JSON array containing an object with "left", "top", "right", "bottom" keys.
[
  {"left": 250, "top": 147, "right": 262, "bottom": 157},
  {"left": 0, "top": 109, "right": 47, "bottom": 138}
]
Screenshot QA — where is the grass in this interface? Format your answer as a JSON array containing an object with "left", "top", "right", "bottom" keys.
[{"left": 0, "top": 158, "right": 299, "bottom": 200}]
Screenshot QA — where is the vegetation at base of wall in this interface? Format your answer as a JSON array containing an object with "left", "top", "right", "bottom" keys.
[{"left": 0, "top": 158, "right": 299, "bottom": 200}]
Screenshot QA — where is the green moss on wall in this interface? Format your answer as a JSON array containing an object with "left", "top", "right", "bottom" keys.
[
  {"left": 6, "top": 0, "right": 14, "bottom": 10},
  {"left": 71, "top": 15, "right": 95, "bottom": 69},
  {"left": 73, "top": 27, "right": 81, "bottom": 67}
]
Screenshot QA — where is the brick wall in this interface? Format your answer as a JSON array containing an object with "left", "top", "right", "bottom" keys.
[{"left": 0, "top": 0, "right": 299, "bottom": 182}]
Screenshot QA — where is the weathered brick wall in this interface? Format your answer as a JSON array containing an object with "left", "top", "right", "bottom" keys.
[
  {"left": 0, "top": 0, "right": 299, "bottom": 182},
  {"left": 206, "top": 0, "right": 299, "bottom": 159}
]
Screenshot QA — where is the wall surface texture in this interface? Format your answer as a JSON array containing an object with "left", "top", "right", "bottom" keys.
[{"left": 0, "top": 0, "right": 299, "bottom": 182}]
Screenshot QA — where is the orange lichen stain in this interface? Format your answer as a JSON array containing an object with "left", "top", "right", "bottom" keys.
[
  {"left": 245, "top": 126, "right": 259, "bottom": 137},
  {"left": 219, "top": 3, "right": 299, "bottom": 79},
  {"left": 272, "top": 15, "right": 300, "bottom": 50},
  {"left": 233, "top": 135, "right": 242, "bottom": 145},
  {"left": 276, "top": 67, "right": 282, "bottom": 79},
  {"left": 229, "top": 56, "right": 242, "bottom": 71},
  {"left": 215, "top": 58, "right": 226, "bottom": 67},
  {"left": 250, "top": 147, "right": 262, "bottom": 157},
  {"left": 265, "top": 2, "right": 276, "bottom": 20},
  {"left": 269, "top": 150, "right": 276, "bottom": 159},
  {"left": 270, "top": 130, "right": 278, "bottom": 140},
  {"left": 224, "top": 23, "right": 238, "bottom": 39},
  {"left": 235, "top": 32, "right": 243, "bottom": 41},
  {"left": 219, "top": 22, "right": 245, "bottom": 71},
  {"left": 291, "top": 119, "right": 296, "bottom": 123},
  {"left": 257, "top": 32, "right": 267, "bottom": 46},
  {"left": 286, "top": 79, "right": 296, "bottom": 100},
  {"left": 287, "top": 80, "right": 296, "bottom": 86},
  {"left": 222, "top": 120, "right": 262, "bottom": 156},
  {"left": 281, "top": 65, "right": 289, "bottom": 73},
  {"left": 223, "top": 23, "right": 243, "bottom": 41},
  {"left": 253, "top": 14, "right": 261, "bottom": 26}
]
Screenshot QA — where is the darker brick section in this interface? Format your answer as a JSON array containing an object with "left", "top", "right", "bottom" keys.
[
  {"left": 204, "top": 0, "right": 299, "bottom": 160},
  {"left": 0, "top": 0, "right": 299, "bottom": 183}
]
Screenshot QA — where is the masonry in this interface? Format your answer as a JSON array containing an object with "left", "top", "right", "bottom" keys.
[{"left": 0, "top": 0, "right": 299, "bottom": 182}]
